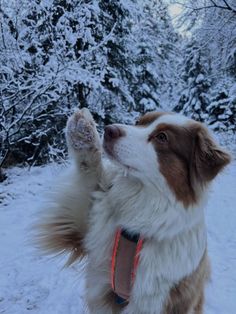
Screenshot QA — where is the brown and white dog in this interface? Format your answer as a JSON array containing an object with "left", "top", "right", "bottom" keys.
[{"left": 38, "top": 108, "right": 231, "bottom": 314}]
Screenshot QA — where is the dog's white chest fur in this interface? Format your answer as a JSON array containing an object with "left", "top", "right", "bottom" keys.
[{"left": 84, "top": 171, "right": 207, "bottom": 314}]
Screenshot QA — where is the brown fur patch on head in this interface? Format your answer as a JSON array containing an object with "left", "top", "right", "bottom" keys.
[
  {"left": 149, "top": 121, "right": 231, "bottom": 207},
  {"left": 149, "top": 122, "right": 198, "bottom": 207},
  {"left": 164, "top": 251, "right": 210, "bottom": 314},
  {"left": 136, "top": 111, "right": 169, "bottom": 126}
]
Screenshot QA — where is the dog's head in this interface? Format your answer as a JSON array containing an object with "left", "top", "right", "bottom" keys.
[{"left": 103, "top": 111, "right": 231, "bottom": 207}]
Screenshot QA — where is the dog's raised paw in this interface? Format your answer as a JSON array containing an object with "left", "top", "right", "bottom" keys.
[{"left": 66, "top": 108, "right": 100, "bottom": 151}]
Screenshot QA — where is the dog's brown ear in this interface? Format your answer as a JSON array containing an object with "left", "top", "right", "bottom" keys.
[{"left": 193, "top": 125, "right": 231, "bottom": 183}]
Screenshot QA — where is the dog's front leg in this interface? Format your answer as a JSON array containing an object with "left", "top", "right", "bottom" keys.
[
  {"left": 37, "top": 108, "right": 103, "bottom": 264},
  {"left": 66, "top": 107, "right": 103, "bottom": 187}
]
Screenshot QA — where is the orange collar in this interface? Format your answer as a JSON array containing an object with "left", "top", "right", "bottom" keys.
[{"left": 111, "top": 228, "right": 144, "bottom": 304}]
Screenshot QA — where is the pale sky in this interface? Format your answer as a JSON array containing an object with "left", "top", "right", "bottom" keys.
[
  {"left": 168, "top": 3, "right": 190, "bottom": 36},
  {"left": 168, "top": 3, "right": 184, "bottom": 18}
]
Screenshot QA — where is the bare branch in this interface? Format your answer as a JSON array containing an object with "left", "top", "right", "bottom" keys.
[
  {"left": 208, "top": 0, "right": 236, "bottom": 13},
  {"left": 173, "top": 0, "right": 236, "bottom": 14},
  {"left": 222, "top": 0, "right": 236, "bottom": 12}
]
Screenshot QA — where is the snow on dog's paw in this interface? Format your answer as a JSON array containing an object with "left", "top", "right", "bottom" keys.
[{"left": 66, "top": 108, "right": 100, "bottom": 151}]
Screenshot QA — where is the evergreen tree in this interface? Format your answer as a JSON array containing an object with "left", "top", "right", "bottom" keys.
[
  {"left": 175, "top": 41, "right": 211, "bottom": 122},
  {"left": 91, "top": 0, "right": 139, "bottom": 124},
  {"left": 173, "top": 0, "right": 236, "bottom": 132},
  {"left": 207, "top": 84, "right": 236, "bottom": 132},
  {"left": 130, "top": 0, "right": 179, "bottom": 113}
]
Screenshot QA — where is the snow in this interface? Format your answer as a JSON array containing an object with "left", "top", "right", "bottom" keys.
[
  {"left": 0, "top": 164, "right": 87, "bottom": 314},
  {"left": 1, "top": 159, "right": 236, "bottom": 313},
  {"left": 195, "top": 73, "right": 205, "bottom": 84}
]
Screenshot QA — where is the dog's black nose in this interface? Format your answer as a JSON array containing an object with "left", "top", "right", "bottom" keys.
[{"left": 104, "top": 125, "right": 124, "bottom": 141}]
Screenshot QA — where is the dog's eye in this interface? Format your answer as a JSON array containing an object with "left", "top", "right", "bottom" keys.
[
  {"left": 156, "top": 132, "right": 168, "bottom": 143},
  {"left": 135, "top": 120, "right": 140, "bottom": 126}
]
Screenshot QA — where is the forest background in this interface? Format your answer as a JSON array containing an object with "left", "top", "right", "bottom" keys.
[{"left": 1, "top": 0, "right": 236, "bottom": 178}]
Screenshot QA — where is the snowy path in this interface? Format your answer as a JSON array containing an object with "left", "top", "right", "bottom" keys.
[{"left": 0, "top": 161, "right": 236, "bottom": 314}]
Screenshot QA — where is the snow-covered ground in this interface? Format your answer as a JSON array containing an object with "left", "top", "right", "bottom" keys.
[{"left": 0, "top": 159, "right": 236, "bottom": 314}]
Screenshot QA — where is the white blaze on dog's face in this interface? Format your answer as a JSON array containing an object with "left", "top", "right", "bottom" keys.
[{"left": 103, "top": 112, "right": 231, "bottom": 207}]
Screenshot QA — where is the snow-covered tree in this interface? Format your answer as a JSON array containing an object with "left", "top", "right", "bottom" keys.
[
  {"left": 90, "top": 0, "right": 140, "bottom": 124},
  {"left": 173, "top": 0, "right": 236, "bottom": 77},
  {"left": 174, "top": 41, "right": 211, "bottom": 122},
  {"left": 0, "top": 0, "right": 108, "bottom": 167},
  {"left": 129, "top": 0, "right": 179, "bottom": 113},
  {"left": 207, "top": 83, "right": 236, "bottom": 132},
  {"left": 0, "top": 0, "right": 182, "bottom": 169},
  {"left": 171, "top": 0, "right": 236, "bottom": 132}
]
